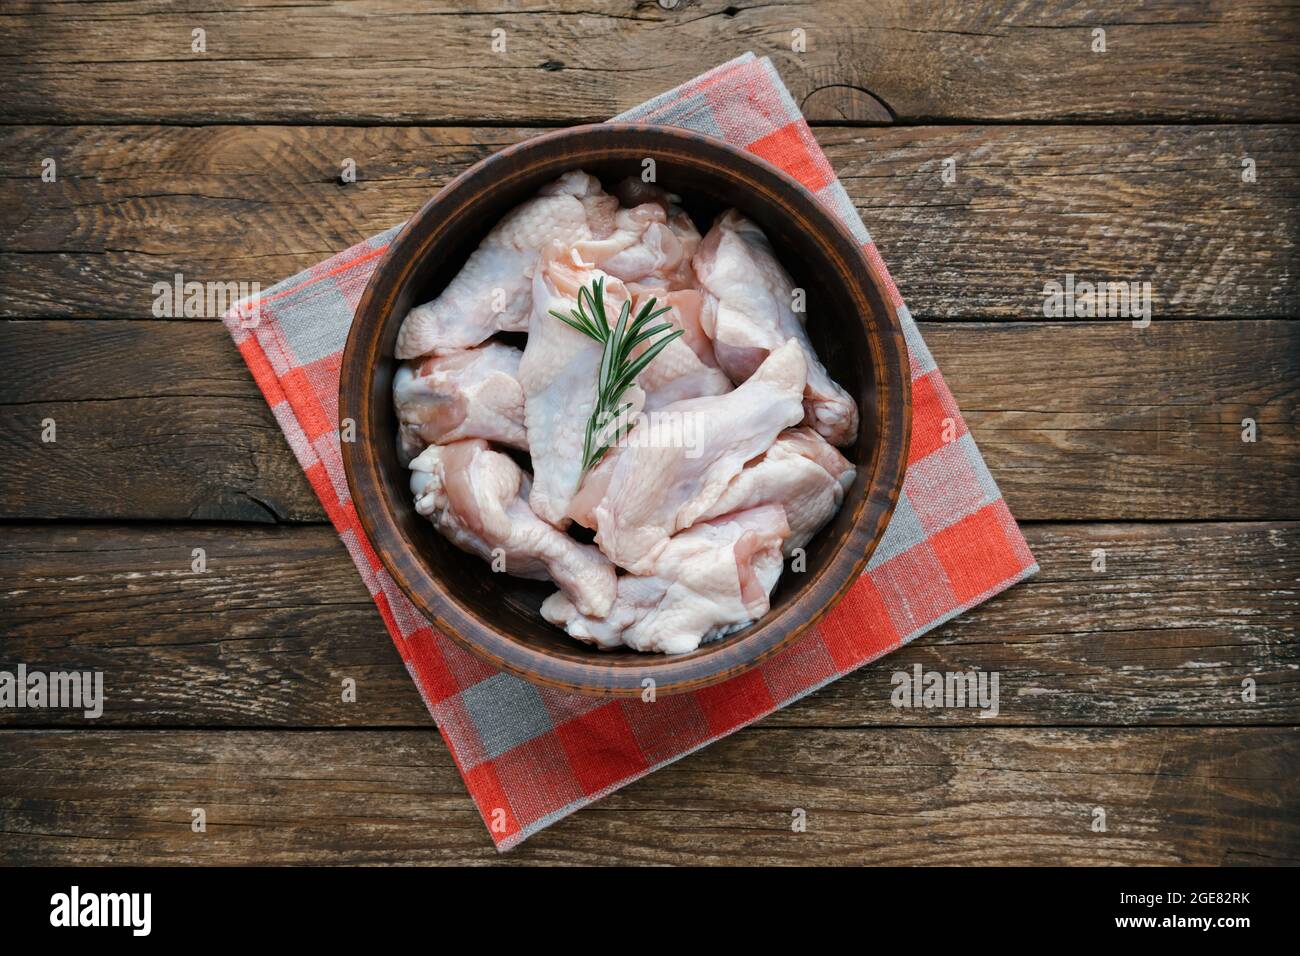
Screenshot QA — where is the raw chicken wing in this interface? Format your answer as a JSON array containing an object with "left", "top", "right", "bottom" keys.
[
  {"left": 409, "top": 440, "right": 615, "bottom": 617},
  {"left": 694, "top": 210, "right": 859, "bottom": 446},
  {"left": 583, "top": 340, "right": 808, "bottom": 573},
  {"left": 393, "top": 342, "right": 527, "bottom": 453},
  {"left": 518, "top": 247, "right": 642, "bottom": 526},
  {"left": 699, "top": 427, "right": 856, "bottom": 554},
  {"left": 541, "top": 505, "right": 790, "bottom": 654},
  {"left": 395, "top": 171, "right": 615, "bottom": 358}
]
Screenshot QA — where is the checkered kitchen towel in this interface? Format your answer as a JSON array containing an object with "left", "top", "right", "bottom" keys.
[{"left": 223, "top": 53, "right": 1037, "bottom": 850}]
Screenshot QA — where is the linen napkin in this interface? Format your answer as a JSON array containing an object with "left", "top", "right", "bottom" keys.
[{"left": 223, "top": 53, "right": 1037, "bottom": 851}]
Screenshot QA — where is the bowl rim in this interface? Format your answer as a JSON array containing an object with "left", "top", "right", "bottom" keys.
[{"left": 341, "top": 122, "right": 912, "bottom": 696}]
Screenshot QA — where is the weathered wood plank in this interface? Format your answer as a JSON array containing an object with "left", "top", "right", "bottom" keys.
[
  {"left": 0, "top": 727, "right": 1294, "bottom": 864},
  {"left": 0, "top": 319, "right": 1294, "bottom": 522},
  {"left": 1, "top": 522, "right": 1294, "bottom": 728},
  {"left": 0, "top": 320, "right": 320, "bottom": 522},
  {"left": 2, "top": 1, "right": 1296, "bottom": 125},
  {"left": 929, "top": 320, "right": 1300, "bottom": 522},
  {"left": 1, "top": 124, "right": 1296, "bottom": 319}
]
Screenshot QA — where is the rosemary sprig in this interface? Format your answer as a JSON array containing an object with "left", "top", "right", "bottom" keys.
[{"left": 549, "top": 276, "right": 683, "bottom": 473}]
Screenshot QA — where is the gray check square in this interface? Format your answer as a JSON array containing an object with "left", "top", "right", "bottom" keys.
[{"left": 460, "top": 673, "right": 554, "bottom": 759}]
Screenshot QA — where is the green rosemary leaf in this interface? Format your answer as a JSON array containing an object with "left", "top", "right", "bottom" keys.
[
  {"left": 624, "top": 322, "right": 677, "bottom": 352},
  {"left": 600, "top": 299, "right": 631, "bottom": 397},
  {"left": 550, "top": 309, "right": 600, "bottom": 341},
  {"left": 632, "top": 302, "right": 674, "bottom": 329},
  {"left": 618, "top": 302, "right": 673, "bottom": 364},
  {"left": 563, "top": 278, "right": 683, "bottom": 474},
  {"left": 614, "top": 328, "right": 684, "bottom": 395}
]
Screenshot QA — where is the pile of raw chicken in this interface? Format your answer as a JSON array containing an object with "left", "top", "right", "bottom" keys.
[{"left": 393, "top": 171, "right": 860, "bottom": 654}]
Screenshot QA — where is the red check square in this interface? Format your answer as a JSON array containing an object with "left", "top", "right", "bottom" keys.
[
  {"left": 747, "top": 122, "right": 836, "bottom": 192},
  {"left": 280, "top": 366, "right": 336, "bottom": 441},
  {"left": 695, "top": 669, "right": 775, "bottom": 735},
  {"left": 407, "top": 628, "right": 460, "bottom": 705},
  {"left": 462, "top": 761, "right": 519, "bottom": 841},
  {"left": 556, "top": 703, "right": 649, "bottom": 795},
  {"left": 908, "top": 371, "right": 967, "bottom": 464},
  {"left": 819, "top": 575, "right": 899, "bottom": 670},
  {"left": 931, "top": 504, "right": 1028, "bottom": 604}
]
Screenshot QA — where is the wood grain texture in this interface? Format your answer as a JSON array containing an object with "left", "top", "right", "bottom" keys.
[
  {"left": 2, "top": 0, "right": 1295, "bottom": 869},
  {"left": 2, "top": 0, "right": 1297, "bottom": 125},
  {"left": 2, "top": 124, "right": 1296, "bottom": 320},
  {"left": 1, "top": 727, "right": 1294, "bottom": 864},
  {"left": 1, "top": 319, "right": 1294, "bottom": 522},
  {"left": 0, "top": 321, "right": 319, "bottom": 523},
  {"left": 1, "top": 522, "right": 1294, "bottom": 728}
]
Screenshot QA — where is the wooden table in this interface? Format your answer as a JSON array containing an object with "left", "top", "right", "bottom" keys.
[{"left": 1, "top": 1, "right": 1297, "bottom": 865}]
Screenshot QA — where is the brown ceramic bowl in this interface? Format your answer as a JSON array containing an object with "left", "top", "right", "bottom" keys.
[{"left": 341, "top": 124, "right": 911, "bottom": 697}]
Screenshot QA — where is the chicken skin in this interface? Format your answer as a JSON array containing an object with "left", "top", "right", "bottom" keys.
[
  {"left": 541, "top": 505, "right": 789, "bottom": 654},
  {"left": 699, "top": 426, "right": 856, "bottom": 554},
  {"left": 518, "top": 248, "right": 643, "bottom": 527},
  {"left": 409, "top": 439, "right": 616, "bottom": 618},
  {"left": 693, "top": 210, "right": 859, "bottom": 446},
  {"left": 393, "top": 342, "right": 527, "bottom": 458},
  {"left": 395, "top": 171, "right": 617, "bottom": 358},
  {"left": 580, "top": 340, "right": 808, "bottom": 573}
]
